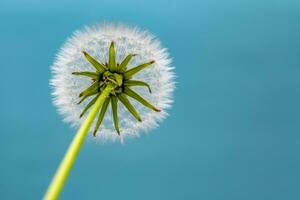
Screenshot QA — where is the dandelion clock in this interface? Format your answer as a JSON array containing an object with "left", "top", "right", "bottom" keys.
[{"left": 44, "top": 23, "right": 175, "bottom": 200}]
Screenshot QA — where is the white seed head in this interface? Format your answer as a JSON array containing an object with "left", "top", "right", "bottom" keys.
[{"left": 50, "top": 23, "right": 175, "bottom": 143}]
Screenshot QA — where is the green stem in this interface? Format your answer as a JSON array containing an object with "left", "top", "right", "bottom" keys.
[{"left": 43, "top": 85, "right": 113, "bottom": 200}]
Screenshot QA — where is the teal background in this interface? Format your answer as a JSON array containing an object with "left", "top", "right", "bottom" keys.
[{"left": 1, "top": 0, "right": 300, "bottom": 199}]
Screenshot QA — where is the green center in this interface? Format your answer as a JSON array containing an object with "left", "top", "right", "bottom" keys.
[{"left": 99, "top": 71, "right": 123, "bottom": 93}]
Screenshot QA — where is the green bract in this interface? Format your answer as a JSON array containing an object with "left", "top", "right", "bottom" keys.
[{"left": 72, "top": 41, "right": 160, "bottom": 136}]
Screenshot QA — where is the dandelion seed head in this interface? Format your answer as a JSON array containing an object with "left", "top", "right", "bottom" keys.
[{"left": 50, "top": 23, "right": 175, "bottom": 143}]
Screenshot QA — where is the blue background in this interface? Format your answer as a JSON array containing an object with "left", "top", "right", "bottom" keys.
[{"left": 0, "top": 0, "right": 300, "bottom": 199}]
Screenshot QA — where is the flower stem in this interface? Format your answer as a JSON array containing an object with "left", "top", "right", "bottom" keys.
[{"left": 43, "top": 85, "right": 113, "bottom": 200}]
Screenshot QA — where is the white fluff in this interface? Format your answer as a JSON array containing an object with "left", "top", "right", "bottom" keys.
[{"left": 50, "top": 23, "right": 175, "bottom": 143}]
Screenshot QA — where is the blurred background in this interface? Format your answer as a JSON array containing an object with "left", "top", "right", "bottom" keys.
[{"left": 0, "top": 0, "right": 300, "bottom": 199}]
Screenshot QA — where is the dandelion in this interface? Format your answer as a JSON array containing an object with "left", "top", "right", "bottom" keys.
[{"left": 45, "top": 23, "right": 175, "bottom": 200}]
